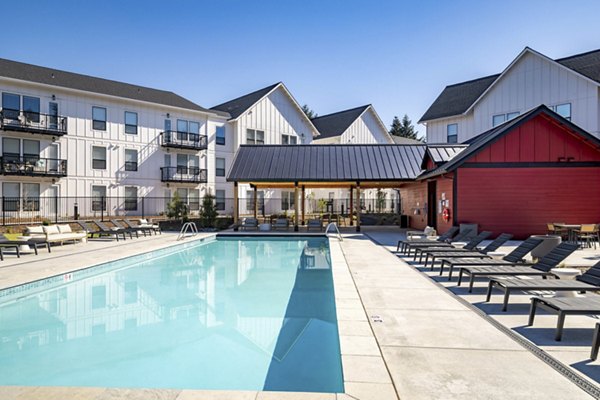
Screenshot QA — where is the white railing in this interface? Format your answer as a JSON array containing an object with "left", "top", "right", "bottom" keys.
[
  {"left": 325, "top": 222, "right": 343, "bottom": 241},
  {"left": 177, "top": 221, "right": 198, "bottom": 240}
]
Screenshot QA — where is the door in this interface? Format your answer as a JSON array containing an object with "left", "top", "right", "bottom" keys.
[
  {"left": 427, "top": 181, "right": 437, "bottom": 229},
  {"left": 48, "top": 143, "right": 59, "bottom": 173},
  {"left": 164, "top": 119, "right": 172, "bottom": 143},
  {"left": 48, "top": 185, "right": 59, "bottom": 220},
  {"left": 49, "top": 102, "right": 58, "bottom": 130}
]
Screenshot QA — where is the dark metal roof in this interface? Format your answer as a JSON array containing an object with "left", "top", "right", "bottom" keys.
[
  {"left": 426, "top": 144, "right": 468, "bottom": 164},
  {"left": 419, "top": 105, "right": 600, "bottom": 179},
  {"left": 211, "top": 83, "right": 281, "bottom": 120},
  {"left": 420, "top": 48, "right": 600, "bottom": 123},
  {"left": 0, "top": 58, "right": 227, "bottom": 116},
  {"left": 311, "top": 105, "right": 370, "bottom": 139},
  {"left": 227, "top": 144, "right": 426, "bottom": 182}
]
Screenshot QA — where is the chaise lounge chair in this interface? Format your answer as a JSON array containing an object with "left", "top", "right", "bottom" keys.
[
  {"left": 111, "top": 219, "right": 142, "bottom": 237},
  {"left": 422, "top": 233, "right": 513, "bottom": 268},
  {"left": 528, "top": 294, "right": 600, "bottom": 341},
  {"left": 77, "top": 221, "right": 126, "bottom": 241},
  {"left": 273, "top": 218, "right": 290, "bottom": 230},
  {"left": 488, "top": 260, "right": 600, "bottom": 311},
  {"left": 456, "top": 242, "right": 578, "bottom": 292},
  {"left": 407, "top": 228, "right": 476, "bottom": 259},
  {"left": 95, "top": 220, "right": 134, "bottom": 239},
  {"left": 137, "top": 219, "right": 162, "bottom": 234},
  {"left": 241, "top": 218, "right": 259, "bottom": 231},
  {"left": 414, "top": 231, "right": 492, "bottom": 264},
  {"left": 396, "top": 226, "right": 458, "bottom": 253},
  {"left": 0, "top": 234, "right": 51, "bottom": 258},
  {"left": 122, "top": 219, "right": 156, "bottom": 236}
]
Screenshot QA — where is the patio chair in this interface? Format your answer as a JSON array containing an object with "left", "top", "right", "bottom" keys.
[
  {"left": 136, "top": 219, "right": 162, "bottom": 234},
  {"left": 273, "top": 218, "right": 290, "bottom": 230},
  {"left": 396, "top": 226, "right": 458, "bottom": 253},
  {"left": 95, "top": 220, "right": 134, "bottom": 239},
  {"left": 528, "top": 295, "right": 600, "bottom": 341},
  {"left": 123, "top": 219, "right": 156, "bottom": 236},
  {"left": 547, "top": 222, "right": 568, "bottom": 239},
  {"left": 307, "top": 218, "right": 323, "bottom": 231},
  {"left": 421, "top": 232, "right": 514, "bottom": 268},
  {"left": 415, "top": 231, "right": 492, "bottom": 263},
  {"left": 241, "top": 217, "right": 259, "bottom": 231},
  {"left": 77, "top": 221, "right": 126, "bottom": 241},
  {"left": 0, "top": 234, "right": 50, "bottom": 258},
  {"left": 575, "top": 224, "right": 599, "bottom": 249},
  {"left": 408, "top": 228, "right": 476, "bottom": 259},
  {"left": 110, "top": 219, "right": 142, "bottom": 237},
  {"left": 456, "top": 242, "right": 578, "bottom": 292},
  {"left": 487, "top": 260, "right": 600, "bottom": 311}
]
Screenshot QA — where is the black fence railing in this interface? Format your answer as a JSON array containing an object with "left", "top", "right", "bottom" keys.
[
  {"left": 0, "top": 156, "right": 67, "bottom": 177},
  {"left": 160, "top": 131, "right": 208, "bottom": 150},
  {"left": 160, "top": 166, "right": 208, "bottom": 183},
  {"left": 0, "top": 109, "right": 68, "bottom": 136}
]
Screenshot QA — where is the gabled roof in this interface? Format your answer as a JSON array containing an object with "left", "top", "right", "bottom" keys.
[
  {"left": 210, "top": 82, "right": 281, "bottom": 120},
  {"left": 311, "top": 105, "right": 371, "bottom": 139},
  {"left": 420, "top": 48, "right": 600, "bottom": 123},
  {"left": 227, "top": 144, "right": 426, "bottom": 183},
  {"left": 418, "top": 105, "right": 600, "bottom": 179},
  {"left": 0, "top": 58, "right": 227, "bottom": 116},
  {"left": 426, "top": 144, "right": 468, "bottom": 164}
]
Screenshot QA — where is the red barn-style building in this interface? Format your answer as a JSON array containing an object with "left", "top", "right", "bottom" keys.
[{"left": 401, "top": 105, "right": 600, "bottom": 238}]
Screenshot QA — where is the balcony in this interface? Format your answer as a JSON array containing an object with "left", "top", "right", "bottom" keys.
[
  {"left": 160, "top": 166, "right": 207, "bottom": 183},
  {"left": 160, "top": 131, "right": 207, "bottom": 150},
  {"left": 0, "top": 156, "right": 68, "bottom": 177},
  {"left": 1, "top": 109, "right": 68, "bottom": 136}
]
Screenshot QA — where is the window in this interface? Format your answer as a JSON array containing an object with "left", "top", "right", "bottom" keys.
[
  {"left": 215, "top": 189, "right": 225, "bottom": 211},
  {"left": 2, "top": 138, "right": 20, "bottom": 161},
  {"left": 492, "top": 114, "right": 506, "bottom": 127},
  {"left": 551, "top": 103, "right": 572, "bottom": 121},
  {"left": 245, "top": 190, "right": 265, "bottom": 212},
  {"left": 23, "top": 140, "right": 40, "bottom": 163},
  {"left": 176, "top": 188, "right": 188, "bottom": 204},
  {"left": 189, "top": 121, "right": 200, "bottom": 135},
  {"left": 124, "top": 186, "right": 138, "bottom": 211},
  {"left": 216, "top": 157, "right": 226, "bottom": 177},
  {"left": 2, "top": 93, "right": 20, "bottom": 120},
  {"left": 216, "top": 126, "right": 226, "bottom": 145},
  {"left": 282, "top": 134, "right": 298, "bottom": 145},
  {"left": 177, "top": 119, "right": 189, "bottom": 141},
  {"left": 125, "top": 149, "right": 138, "bottom": 171},
  {"left": 124, "top": 111, "right": 138, "bottom": 134},
  {"left": 189, "top": 189, "right": 200, "bottom": 211},
  {"left": 246, "top": 129, "right": 265, "bottom": 144},
  {"left": 281, "top": 191, "right": 295, "bottom": 211},
  {"left": 23, "top": 96, "right": 40, "bottom": 123},
  {"left": 22, "top": 183, "right": 40, "bottom": 211},
  {"left": 91, "top": 285, "right": 106, "bottom": 309},
  {"left": 92, "top": 185, "right": 107, "bottom": 211},
  {"left": 92, "top": 107, "right": 107, "bottom": 131},
  {"left": 507, "top": 112, "right": 520, "bottom": 120},
  {"left": 2, "top": 182, "right": 20, "bottom": 211},
  {"left": 92, "top": 146, "right": 106, "bottom": 169},
  {"left": 446, "top": 124, "right": 458, "bottom": 144}
]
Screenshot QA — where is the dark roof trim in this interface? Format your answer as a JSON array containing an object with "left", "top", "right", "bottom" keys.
[
  {"left": 210, "top": 82, "right": 281, "bottom": 120},
  {"left": 311, "top": 105, "right": 371, "bottom": 139}
]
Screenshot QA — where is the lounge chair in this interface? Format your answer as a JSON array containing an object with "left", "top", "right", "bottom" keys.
[
  {"left": 77, "top": 221, "right": 126, "bottom": 241},
  {"left": 396, "top": 226, "right": 458, "bottom": 253},
  {"left": 487, "top": 260, "right": 600, "bottom": 311},
  {"left": 422, "top": 233, "right": 513, "bottom": 268},
  {"left": 407, "top": 228, "right": 476, "bottom": 259},
  {"left": 415, "top": 231, "right": 492, "bottom": 264},
  {"left": 307, "top": 218, "right": 323, "bottom": 231},
  {"left": 96, "top": 220, "right": 134, "bottom": 239},
  {"left": 456, "top": 242, "right": 578, "bottom": 292},
  {"left": 0, "top": 234, "right": 50, "bottom": 257},
  {"left": 437, "top": 237, "right": 544, "bottom": 280},
  {"left": 137, "top": 219, "right": 162, "bottom": 234},
  {"left": 273, "top": 218, "right": 289, "bottom": 230},
  {"left": 122, "top": 219, "right": 155, "bottom": 236},
  {"left": 241, "top": 218, "right": 259, "bottom": 231},
  {"left": 110, "top": 219, "right": 142, "bottom": 237},
  {"left": 528, "top": 295, "right": 600, "bottom": 341}
]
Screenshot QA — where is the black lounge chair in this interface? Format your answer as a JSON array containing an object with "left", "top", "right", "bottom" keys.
[
  {"left": 96, "top": 220, "right": 134, "bottom": 239},
  {"left": 528, "top": 295, "right": 600, "bottom": 341},
  {"left": 396, "top": 226, "right": 458, "bottom": 253},
  {"left": 488, "top": 260, "right": 600, "bottom": 311},
  {"left": 77, "top": 221, "right": 126, "bottom": 241},
  {"left": 0, "top": 234, "right": 51, "bottom": 258},
  {"left": 273, "top": 218, "right": 290, "bottom": 230},
  {"left": 241, "top": 218, "right": 259, "bottom": 231},
  {"left": 415, "top": 231, "right": 492, "bottom": 264},
  {"left": 422, "top": 233, "right": 513, "bottom": 268},
  {"left": 122, "top": 219, "right": 155, "bottom": 236},
  {"left": 456, "top": 242, "right": 578, "bottom": 292},
  {"left": 404, "top": 228, "right": 475, "bottom": 258},
  {"left": 437, "top": 236, "right": 544, "bottom": 280},
  {"left": 110, "top": 219, "right": 142, "bottom": 237}
]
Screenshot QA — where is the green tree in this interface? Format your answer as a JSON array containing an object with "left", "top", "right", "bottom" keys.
[
  {"left": 200, "top": 192, "right": 219, "bottom": 228},
  {"left": 301, "top": 104, "right": 318, "bottom": 119},
  {"left": 166, "top": 192, "right": 188, "bottom": 221},
  {"left": 389, "top": 114, "right": 418, "bottom": 140}
]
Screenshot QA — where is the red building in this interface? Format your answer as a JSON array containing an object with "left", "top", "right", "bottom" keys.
[{"left": 401, "top": 105, "right": 600, "bottom": 238}]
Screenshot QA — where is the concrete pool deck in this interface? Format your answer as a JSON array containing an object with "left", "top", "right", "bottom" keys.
[{"left": 0, "top": 228, "right": 597, "bottom": 399}]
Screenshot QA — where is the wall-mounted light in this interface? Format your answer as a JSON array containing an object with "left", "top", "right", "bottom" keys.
[
  {"left": 51, "top": 94, "right": 56, "bottom": 101},
  {"left": 166, "top": 113, "right": 170, "bottom": 118}
]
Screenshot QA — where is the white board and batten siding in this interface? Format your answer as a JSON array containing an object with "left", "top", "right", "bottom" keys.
[{"left": 340, "top": 108, "right": 393, "bottom": 144}]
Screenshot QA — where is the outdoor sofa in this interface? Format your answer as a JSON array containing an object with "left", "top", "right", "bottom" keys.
[
  {"left": 307, "top": 219, "right": 323, "bottom": 231},
  {"left": 273, "top": 218, "right": 290, "bottom": 230},
  {"left": 25, "top": 224, "right": 87, "bottom": 245},
  {"left": 241, "top": 218, "right": 259, "bottom": 230}
]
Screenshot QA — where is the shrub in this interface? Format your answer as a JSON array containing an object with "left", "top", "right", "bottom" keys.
[
  {"left": 200, "top": 192, "right": 218, "bottom": 228},
  {"left": 166, "top": 192, "right": 188, "bottom": 221}
]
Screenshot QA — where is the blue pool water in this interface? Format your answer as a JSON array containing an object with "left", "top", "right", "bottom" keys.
[{"left": 0, "top": 236, "right": 343, "bottom": 393}]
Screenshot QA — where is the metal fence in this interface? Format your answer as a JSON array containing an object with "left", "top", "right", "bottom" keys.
[{"left": 0, "top": 196, "right": 401, "bottom": 226}]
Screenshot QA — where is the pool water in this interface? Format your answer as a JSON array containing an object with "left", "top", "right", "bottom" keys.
[{"left": 0, "top": 236, "right": 344, "bottom": 393}]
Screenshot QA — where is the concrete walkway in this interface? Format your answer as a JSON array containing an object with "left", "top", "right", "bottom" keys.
[{"left": 341, "top": 231, "right": 593, "bottom": 399}]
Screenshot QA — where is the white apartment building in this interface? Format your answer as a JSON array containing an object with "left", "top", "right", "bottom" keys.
[
  {"left": 0, "top": 58, "right": 229, "bottom": 221},
  {"left": 420, "top": 47, "right": 600, "bottom": 143}
]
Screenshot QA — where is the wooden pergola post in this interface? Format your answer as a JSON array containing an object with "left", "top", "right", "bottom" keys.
[
  {"left": 233, "top": 182, "right": 239, "bottom": 231},
  {"left": 301, "top": 185, "right": 305, "bottom": 225},
  {"left": 253, "top": 185, "right": 258, "bottom": 220},
  {"left": 356, "top": 182, "right": 361, "bottom": 232},
  {"left": 349, "top": 186, "right": 354, "bottom": 226},
  {"left": 294, "top": 182, "right": 299, "bottom": 232}
]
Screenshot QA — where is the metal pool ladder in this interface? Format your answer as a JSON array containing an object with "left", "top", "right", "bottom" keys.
[
  {"left": 325, "top": 222, "right": 343, "bottom": 241},
  {"left": 177, "top": 221, "right": 198, "bottom": 240}
]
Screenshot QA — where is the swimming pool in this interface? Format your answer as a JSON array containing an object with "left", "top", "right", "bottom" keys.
[{"left": 0, "top": 236, "right": 344, "bottom": 393}]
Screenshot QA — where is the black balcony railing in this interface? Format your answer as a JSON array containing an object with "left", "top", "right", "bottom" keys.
[
  {"left": 160, "top": 166, "right": 207, "bottom": 183},
  {"left": 0, "top": 109, "right": 68, "bottom": 136},
  {"left": 0, "top": 156, "right": 67, "bottom": 177},
  {"left": 160, "top": 131, "right": 208, "bottom": 150}
]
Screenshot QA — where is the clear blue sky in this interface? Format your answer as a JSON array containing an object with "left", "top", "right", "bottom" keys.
[{"left": 3, "top": 0, "right": 600, "bottom": 137}]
